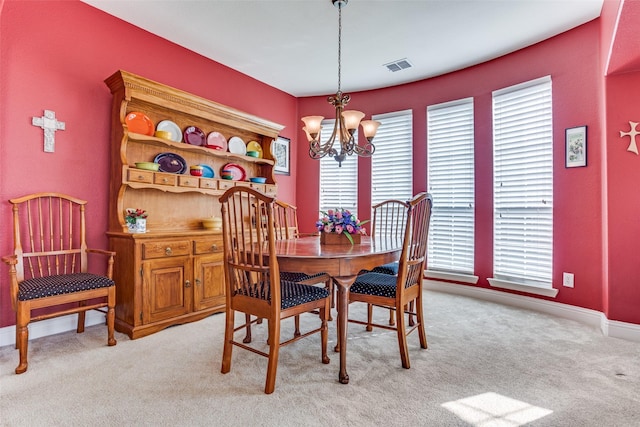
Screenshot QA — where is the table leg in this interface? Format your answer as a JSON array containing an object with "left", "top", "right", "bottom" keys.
[{"left": 333, "top": 276, "right": 356, "bottom": 385}]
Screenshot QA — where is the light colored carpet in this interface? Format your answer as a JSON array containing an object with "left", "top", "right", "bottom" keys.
[{"left": 1, "top": 290, "right": 638, "bottom": 426}]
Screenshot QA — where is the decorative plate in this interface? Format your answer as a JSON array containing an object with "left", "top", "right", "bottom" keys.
[
  {"left": 199, "top": 164, "right": 215, "bottom": 178},
  {"left": 154, "top": 152, "right": 187, "bottom": 174},
  {"left": 125, "top": 112, "right": 154, "bottom": 136},
  {"left": 156, "top": 120, "right": 182, "bottom": 143},
  {"left": 228, "top": 136, "right": 247, "bottom": 155},
  {"left": 183, "top": 126, "right": 206, "bottom": 146},
  {"left": 206, "top": 131, "right": 227, "bottom": 151},
  {"left": 221, "top": 163, "right": 246, "bottom": 181},
  {"left": 246, "top": 141, "right": 263, "bottom": 158}
]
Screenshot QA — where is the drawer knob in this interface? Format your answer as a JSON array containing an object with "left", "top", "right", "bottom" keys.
[
  {"left": 138, "top": 175, "right": 144, "bottom": 180},
  {"left": 165, "top": 247, "right": 173, "bottom": 256},
  {"left": 211, "top": 244, "right": 218, "bottom": 251},
  {"left": 162, "top": 178, "right": 168, "bottom": 183}
]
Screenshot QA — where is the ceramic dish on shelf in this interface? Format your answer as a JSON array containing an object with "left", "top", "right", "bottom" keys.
[
  {"left": 154, "top": 152, "right": 187, "bottom": 174},
  {"left": 135, "top": 162, "right": 160, "bottom": 171},
  {"left": 246, "top": 141, "right": 263, "bottom": 158},
  {"left": 221, "top": 163, "right": 246, "bottom": 181},
  {"left": 249, "top": 177, "right": 267, "bottom": 184},
  {"left": 156, "top": 120, "right": 182, "bottom": 143},
  {"left": 125, "top": 112, "right": 154, "bottom": 136},
  {"left": 198, "top": 164, "right": 215, "bottom": 178},
  {"left": 183, "top": 126, "right": 206, "bottom": 146},
  {"left": 228, "top": 136, "right": 247, "bottom": 155},
  {"left": 206, "top": 131, "right": 227, "bottom": 151}
]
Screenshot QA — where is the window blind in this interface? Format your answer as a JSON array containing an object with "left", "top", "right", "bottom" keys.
[
  {"left": 492, "top": 76, "right": 553, "bottom": 286},
  {"left": 319, "top": 119, "right": 358, "bottom": 216},
  {"left": 427, "top": 98, "right": 475, "bottom": 274},
  {"left": 371, "top": 110, "right": 413, "bottom": 205}
]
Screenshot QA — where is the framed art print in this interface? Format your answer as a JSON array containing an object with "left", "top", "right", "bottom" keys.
[
  {"left": 565, "top": 125, "right": 587, "bottom": 168},
  {"left": 272, "top": 136, "right": 291, "bottom": 175}
]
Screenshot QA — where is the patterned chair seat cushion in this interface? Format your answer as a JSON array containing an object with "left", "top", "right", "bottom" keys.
[
  {"left": 279, "top": 271, "right": 327, "bottom": 283},
  {"left": 18, "top": 273, "right": 115, "bottom": 301},
  {"left": 371, "top": 262, "right": 399, "bottom": 276},
  {"left": 234, "top": 280, "right": 330, "bottom": 310},
  {"left": 350, "top": 272, "right": 397, "bottom": 298}
]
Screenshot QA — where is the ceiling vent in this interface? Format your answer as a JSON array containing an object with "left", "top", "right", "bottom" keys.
[{"left": 384, "top": 58, "right": 413, "bottom": 72}]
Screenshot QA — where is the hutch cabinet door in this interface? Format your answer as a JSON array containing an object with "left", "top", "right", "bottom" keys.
[
  {"left": 142, "top": 257, "right": 193, "bottom": 323},
  {"left": 193, "top": 253, "right": 225, "bottom": 311}
]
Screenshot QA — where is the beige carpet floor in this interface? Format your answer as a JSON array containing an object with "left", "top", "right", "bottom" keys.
[{"left": 1, "top": 290, "right": 639, "bottom": 426}]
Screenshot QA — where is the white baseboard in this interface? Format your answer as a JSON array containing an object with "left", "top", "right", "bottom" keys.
[
  {"left": 3, "top": 283, "right": 639, "bottom": 346},
  {"left": 425, "top": 280, "right": 640, "bottom": 343},
  {"left": 0, "top": 311, "right": 106, "bottom": 348}
]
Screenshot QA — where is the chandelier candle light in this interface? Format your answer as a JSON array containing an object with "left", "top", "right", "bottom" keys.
[{"left": 301, "top": 0, "right": 381, "bottom": 167}]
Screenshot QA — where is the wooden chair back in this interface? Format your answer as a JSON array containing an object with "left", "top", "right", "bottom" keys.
[
  {"left": 371, "top": 199, "right": 409, "bottom": 243},
  {"left": 396, "top": 193, "right": 433, "bottom": 297},
  {"left": 8, "top": 193, "right": 94, "bottom": 307},
  {"left": 272, "top": 200, "right": 300, "bottom": 240}
]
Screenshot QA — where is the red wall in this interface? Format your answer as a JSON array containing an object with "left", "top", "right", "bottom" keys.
[
  {"left": 2, "top": 0, "right": 639, "bottom": 328},
  {"left": 0, "top": 0, "right": 298, "bottom": 326},
  {"left": 298, "top": 20, "right": 613, "bottom": 318}
]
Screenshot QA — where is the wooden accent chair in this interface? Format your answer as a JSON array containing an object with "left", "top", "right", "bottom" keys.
[
  {"left": 1, "top": 193, "right": 117, "bottom": 374},
  {"left": 348, "top": 192, "right": 433, "bottom": 369},
  {"left": 219, "top": 187, "right": 330, "bottom": 394},
  {"left": 366, "top": 199, "right": 410, "bottom": 327}
]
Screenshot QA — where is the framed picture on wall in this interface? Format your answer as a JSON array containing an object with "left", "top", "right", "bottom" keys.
[
  {"left": 565, "top": 125, "right": 587, "bottom": 168},
  {"left": 272, "top": 136, "right": 291, "bottom": 175}
]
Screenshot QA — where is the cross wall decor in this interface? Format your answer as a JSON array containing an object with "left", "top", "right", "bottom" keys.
[{"left": 32, "top": 110, "right": 66, "bottom": 153}]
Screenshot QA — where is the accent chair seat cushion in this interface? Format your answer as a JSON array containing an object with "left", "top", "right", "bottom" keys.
[
  {"left": 18, "top": 273, "right": 115, "bottom": 301},
  {"left": 350, "top": 272, "right": 397, "bottom": 298},
  {"left": 279, "top": 271, "right": 327, "bottom": 283}
]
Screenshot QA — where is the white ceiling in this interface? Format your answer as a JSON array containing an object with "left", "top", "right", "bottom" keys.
[{"left": 82, "top": 0, "right": 604, "bottom": 97}]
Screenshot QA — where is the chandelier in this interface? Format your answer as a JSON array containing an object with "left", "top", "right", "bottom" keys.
[{"left": 301, "top": 0, "right": 380, "bottom": 167}]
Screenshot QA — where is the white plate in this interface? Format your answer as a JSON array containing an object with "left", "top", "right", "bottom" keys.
[
  {"left": 228, "top": 136, "right": 246, "bottom": 155},
  {"left": 156, "top": 120, "right": 182, "bottom": 143}
]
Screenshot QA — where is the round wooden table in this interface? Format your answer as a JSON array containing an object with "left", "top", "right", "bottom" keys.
[{"left": 273, "top": 235, "right": 402, "bottom": 384}]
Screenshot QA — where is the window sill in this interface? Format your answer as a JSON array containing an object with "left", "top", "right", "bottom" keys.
[
  {"left": 425, "top": 270, "right": 479, "bottom": 284},
  {"left": 487, "top": 278, "right": 558, "bottom": 298}
]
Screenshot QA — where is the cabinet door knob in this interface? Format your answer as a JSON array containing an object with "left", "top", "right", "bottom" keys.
[
  {"left": 165, "top": 247, "right": 173, "bottom": 256},
  {"left": 195, "top": 278, "right": 201, "bottom": 286},
  {"left": 185, "top": 280, "right": 191, "bottom": 288}
]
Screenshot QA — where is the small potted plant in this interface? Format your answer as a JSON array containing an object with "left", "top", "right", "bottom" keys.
[
  {"left": 125, "top": 208, "right": 148, "bottom": 233},
  {"left": 316, "top": 208, "right": 368, "bottom": 245}
]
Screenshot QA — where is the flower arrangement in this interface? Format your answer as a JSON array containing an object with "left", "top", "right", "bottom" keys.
[
  {"left": 125, "top": 208, "right": 147, "bottom": 225},
  {"left": 316, "top": 208, "right": 368, "bottom": 244}
]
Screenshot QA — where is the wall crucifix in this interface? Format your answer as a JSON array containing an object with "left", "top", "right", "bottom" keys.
[{"left": 32, "top": 110, "right": 65, "bottom": 153}]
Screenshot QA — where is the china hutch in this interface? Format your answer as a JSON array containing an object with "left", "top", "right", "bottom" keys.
[{"left": 105, "top": 70, "right": 284, "bottom": 338}]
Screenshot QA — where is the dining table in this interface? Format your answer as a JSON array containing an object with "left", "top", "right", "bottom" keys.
[{"left": 272, "top": 235, "right": 403, "bottom": 384}]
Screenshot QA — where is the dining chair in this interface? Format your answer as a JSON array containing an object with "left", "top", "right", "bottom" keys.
[
  {"left": 366, "top": 198, "right": 410, "bottom": 327},
  {"left": 219, "top": 187, "right": 330, "bottom": 394},
  {"left": 1, "top": 193, "right": 117, "bottom": 374},
  {"left": 348, "top": 192, "right": 432, "bottom": 369}
]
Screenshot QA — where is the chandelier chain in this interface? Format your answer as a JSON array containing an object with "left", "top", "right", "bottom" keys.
[{"left": 338, "top": 4, "right": 342, "bottom": 93}]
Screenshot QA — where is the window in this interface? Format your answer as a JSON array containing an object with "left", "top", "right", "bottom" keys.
[
  {"left": 426, "top": 98, "right": 475, "bottom": 275},
  {"left": 490, "top": 76, "right": 555, "bottom": 296},
  {"left": 371, "top": 110, "right": 413, "bottom": 205},
  {"left": 319, "top": 119, "right": 358, "bottom": 216}
]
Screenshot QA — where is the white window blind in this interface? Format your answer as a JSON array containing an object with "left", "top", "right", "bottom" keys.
[
  {"left": 492, "top": 76, "right": 553, "bottom": 287},
  {"left": 319, "top": 119, "right": 358, "bottom": 216},
  {"left": 371, "top": 110, "right": 413, "bottom": 205},
  {"left": 427, "top": 98, "right": 475, "bottom": 274}
]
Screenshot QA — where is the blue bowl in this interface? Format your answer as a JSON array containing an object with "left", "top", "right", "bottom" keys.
[{"left": 249, "top": 177, "right": 267, "bottom": 184}]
